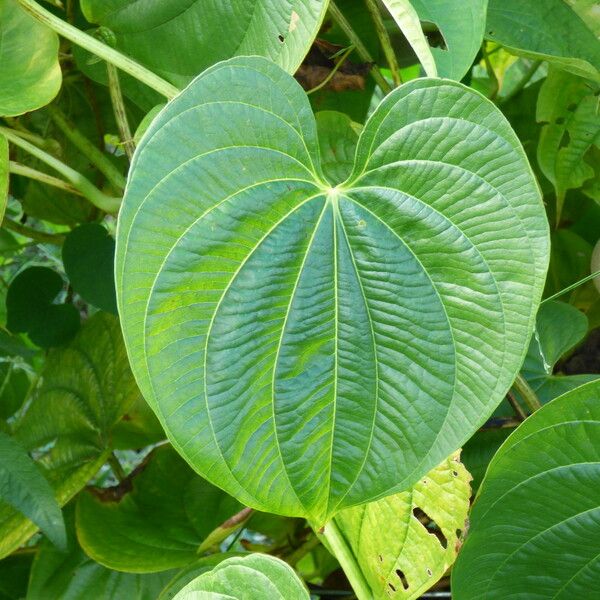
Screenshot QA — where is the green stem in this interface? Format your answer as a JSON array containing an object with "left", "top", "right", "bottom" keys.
[
  {"left": 16, "top": 0, "right": 179, "bottom": 99},
  {"left": 482, "top": 44, "right": 499, "bottom": 101},
  {"left": 2, "top": 217, "right": 65, "bottom": 245},
  {"left": 0, "top": 126, "right": 121, "bottom": 213},
  {"left": 328, "top": 1, "right": 392, "bottom": 94},
  {"left": 307, "top": 45, "right": 355, "bottom": 94},
  {"left": 499, "top": 60, "right": 542, "bottom": 106},
  {"left": 541, "top": 270, "right": 600, "bottom": 304},
  {"left": 512, "top": 373, "right": 542, "bottom": 414},
  {"left": 108, "top": 452, "right": 126, "bottom": 482},
  {"left": 47, "top": 105, "right": 127, "bottom": 191},
  {"left": 319, "top": 520, "right": 373, "bottom": 600},
  {"left": 9, "top": 161, "right": 83, "bottom": 196},
  {"left": 285, "top": 532, "right": 322, "bottom": 566},
  {"left": 363, "top": 0, "right": 401, "bottom": 86},
  {"left": 506, "top": 391, "right": 527, "bottom": 421},
  {"left": 107, "top": 63, "right": 135, "bottom": 160}
]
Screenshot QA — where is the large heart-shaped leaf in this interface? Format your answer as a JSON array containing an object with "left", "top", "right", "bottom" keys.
[
  {"left": 0, "top": 0, "right": 61, "bottom": 116},
  {"left": 453, "top": 379, "right": 600, "bottom": 599},
  {"left": 76, "top": 445, "right": 244, "bottom": 573},
  {"left": 80, "top": 0, "right": 328, "bottom": 86},
  {"left": 171, "top": 554, "right": 309, "bottom": 600},
  {"left": 486, "top": 0, "right": 600, "bottom": 81},
  {"left": 116, "top": 56, "right": 549, "bottom": 523},
  {"left": 332, "top": 451, "right": 471, "bottom": 599}
]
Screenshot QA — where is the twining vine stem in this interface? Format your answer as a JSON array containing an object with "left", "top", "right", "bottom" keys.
[
  {"left": 363, "top": 0, "right": 402, "bottom": 86},
  {"left": 16, "top": 0, "right": 180, "bottom": 99},
  {"left": 307, "top": 45, "right": 356, "bottom": 95},
  {"left": 512, "top": 373, "right": 542, "bottom": 414},
  {"left": 107, "top": 64, "right": 136, "bottom": 160},
  {"left": 328, "top": 1, "right": 392, "bottom": 94},
  {"left": 0, "top": 126, "right": 121, "bottom": 213},
  {"left": 9, "top": 162, "right": 83, "bottom": 196},
  {"left": 2, "top": 218, "right": 65, "bottom": 246}
]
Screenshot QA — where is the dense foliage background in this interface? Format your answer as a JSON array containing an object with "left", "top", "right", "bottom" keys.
[{"left": 0, "top": 1, "right": 599, "bottom": 598}]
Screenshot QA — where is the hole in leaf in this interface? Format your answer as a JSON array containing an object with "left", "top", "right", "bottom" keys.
[
  {"left": 278, "top": 34, "right": 285, "bottom": 42},
  {"left": 389, "top": 583, "right": 397, "bottom": 592},
  {"left": 396, "top": 569, "right": 409, "bottom": 590},
  {"left": 456, "top": 528, "right": 463, "bottom": 539},
  {"left": 427, "top": 568, "right": 433, "bottom": 577},
  {"left": 452, "top": 470, "right": 458, "bottom": 477},
  {"left": 378, "top": 554, "right": 383, "bottom": 562},
  {"left": 412, "top": 507, "right": 448, "bottom": 549}
]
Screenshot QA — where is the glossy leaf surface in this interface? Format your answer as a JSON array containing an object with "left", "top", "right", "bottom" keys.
[
  {"left": 76, "top": 445, "right": 243, "bottom": 573},
  {"left": 81, "top": 0, "right": 328, "bottom": 85},
  {"left": 172, "top": 554, "right": 309, "bottom": 600},
  {"left": 0, "top": 0, "right": 61, "bottom": 116},
  {"left": 453, "top": 379, "right": 600, "bottom": 599},
  {"left": 116, "top": 56, "right": 549, "bottom": 523},
  {"left": 334, "top": 451, "right": 471, "bottom": 599},
  {"left": 0, "top": 431, "right": 66, "bottom": 551},
  {"left": 486, "top": 0, "right": 600, "bottom": 81}
]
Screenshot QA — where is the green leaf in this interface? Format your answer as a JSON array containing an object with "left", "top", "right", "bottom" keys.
[
  {"left": 0, "top": 312, "right": 137, "bottom": 558},
  {"left": 315, "top": 111, "right": 360, "bottom": 184},
  {"left": 27, "top": 508, "right": 176, "bottom": 600},
  {"left": 116, "top": 56, "right": 549, "bottom": 523},
  {"left": 0, "top": 363, "right": 31, "bottom": 421},
  {"left": 452, "top": 379, "right": 600, "bottom": 599},
  {"left": 5, "top": 267, "right": 80, "bottom": 348},
  {"left": 0, "top": 134, "right": 7, "bottom": 225},
  {"left": 172, "top": 554, "right": 309, "bottom": 600},
  {"left": 521, "top": 300, "right": 598, "bottom": 402},
  {"left": 537, "top": 68, "right": 600, "bottom": 220},
  {"left": 486, "top": 0, "right": 600, "bottom": 81},
  {"left": 409, "top": 0, "right": 488, "bottom": 81},
  {"left": 461, "top": 428, "right": 510, "bottom": 493},
  {"left": 158, "top": 555, "right": 242, "bottom": 600},
  {"left": 80, "top": 0, "right": 328, "bottom": 86},
  {"left": 0, "top": 553, "right": 32, "bottom": 600},
  {"left": 76, "top": 445, "right": 244, "bottom": 573},
  {"left": 62, "top": 223, "right": 118, "bottom": 314},
  {"left": 381, "top": 0, "right": 437, "bottom": 77},
  {"left": 333, "top": 451, "right": 471, "bottom": 599},
  {"left": 0, "top": 431, "right": 66, "bottom": 550},
  {"left": 0, "top": 0, "right": 61, "bottom": 116}
]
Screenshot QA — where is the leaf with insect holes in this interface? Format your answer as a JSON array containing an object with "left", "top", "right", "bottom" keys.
[
  {"left": 172, "top": 554, "right": 309, "bottom": 600},
  {"left": 332, "top": 451, "right": 471, "bottom": 599},
  {"left": 116, "top": 56, "right": 548, "bottom": 524},
  {"left": 453, "top": 379, "right": 600, "bottom": 599}
]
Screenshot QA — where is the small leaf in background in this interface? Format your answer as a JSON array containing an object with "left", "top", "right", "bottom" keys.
[
  {"left": 461, "top": 429, "right": 511, "bottom": 493},
  {"left": 0, "top": 431, "right": 66, "bottom": 551},
  {"left": 0, "top": 363, "right": 31, "bottom": 422},
  {"left": 537, "top": 68, "right": 600, "bottom": 221},
  {"left": 0, "top": 134, "right": 8, "bottom": 225},
  {"left": 5, "top": 266, "right": 80, "bottom": 348},
  {"left": 116, "top": 56, "right": 548, "bottom": 523},
  {"left": 409, "top": 0, "right": 488, "bottom": 81},
  {"left": 381, "top": 0, "right": 437, "bottom": 77},
  {"left": 0, "top": 0, "right": 61, "bottom": 116},
  {"left": 62, "top": 223, "right": 118, "bottom": 314},
  {"left": 486, "top": 0, "right": 600, "bottom": 81},
  {"left": 332, "top": 451, "right": 471, "bottom": 599},
  {"left": 0, "top": 552, "right": 32, "bottom": 600},
  {"left": 521, "top": 300, "right": 598, "bottom": 401},
  {"left": 27, "top": 507, "right": 176, "bottom": 600},
  {"left": 0, "top": 312, "right": 139, "bottom": 558},
  {"left": 172, "top": 554, "right": 310, "bottom": 600},
  {"left": 452, "top": 379, "right": 600, "bottom": 599},
  {"left": 76, "top": 445, "right": 244, "bottom": 573}
]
